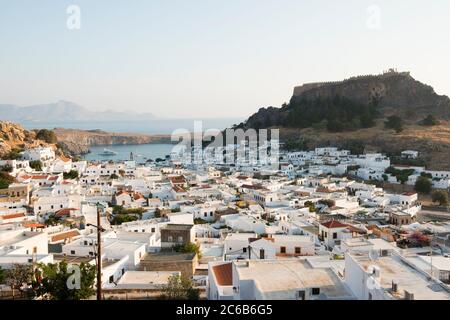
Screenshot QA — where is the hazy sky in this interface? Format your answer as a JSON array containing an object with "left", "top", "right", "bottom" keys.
[{"left": 1, "top": 0, "right": 449, "bottom": 119}]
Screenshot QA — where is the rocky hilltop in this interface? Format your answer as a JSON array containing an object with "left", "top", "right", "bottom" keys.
[
  {"left": 54, "top": 128, "right": 173, "bottom": 155},
  {"left": 240, "top": 70, "right": 450, "bottom": 130},
  {"left": 0, "top": 121, "right": 55, "bottom": 157},
  {"left": 236, "top": 70, "right": 450, "bottom": 170},
  {"left": 292, "top": 70, "right": 450, "bottom": 119}
]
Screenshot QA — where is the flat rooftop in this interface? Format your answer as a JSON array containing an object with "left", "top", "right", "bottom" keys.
[
  {"left": 117, "top": 271, "right": 180, "bottom": 286},
  {"left": 161, "top": 224, "right": 193, "bottom": 231},
  {"left": 0, "top": 231, "right": 43, "bottom": 248},
  {"left": 141, "top": 251, "right": 196, "bottom": 262},
  {"left": 234, "top": 259, "right": 353, "bottom": 300},
  {"left": 225, "top": 233, "right": 257, "bottom": 241},
  {"left": 351, "top": 253, "right": 450, "bottom": 300}
]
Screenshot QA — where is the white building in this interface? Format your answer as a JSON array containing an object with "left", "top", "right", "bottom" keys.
[
  {"left": 208, "top": 259, "right": 354, "bottom": 300},
  {"left": 344, "top": 251, "right": 450, "bottom": 300},
  {"left": 22, "top": 146, "right": 55, "bottom": 162}
]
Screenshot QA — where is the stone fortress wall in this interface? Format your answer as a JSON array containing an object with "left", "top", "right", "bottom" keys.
[{"left": 293, "top": 69, "right": 410, "bottom": 96}]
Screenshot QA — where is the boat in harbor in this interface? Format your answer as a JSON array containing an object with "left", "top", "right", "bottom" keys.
[{"left": 98, "top": 148, "right": 118, "bottom": 156}]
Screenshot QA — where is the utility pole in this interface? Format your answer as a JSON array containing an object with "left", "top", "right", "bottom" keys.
[
  {"left": 96, "top": 204, "right": 102, "bottom": 301},
  {"left": 87, "top": 203, "right": 105, "bottom": 301}
]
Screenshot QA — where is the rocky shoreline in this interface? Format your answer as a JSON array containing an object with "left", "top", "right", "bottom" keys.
[{"left": 53, "top": 128, "right": 175, "bottom": 156}]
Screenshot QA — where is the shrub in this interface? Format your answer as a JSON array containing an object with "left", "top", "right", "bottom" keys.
[
  {"left": 431, "top": 190, "right": 448, "bottom": 206},
  {"left": 162, "top": 274, "right": 200, "bottom": 300},
  {"left": 414, "top": 176, "right": 432, "bottom": 194},
  {"left": 0, "top": 171, "right": 15, "bottom": 189},
  {"left": 63, "top": 170, "right": 78, "bottom": 180},
  {"left": 421, "top": 114, "right": 439, "bottom": 126},
  {"left": 35, "top": 129, "right": 57, "bottom": 144},
  {"left": 29, "top": 160, "right": 43, "bottom": 171},
  {"left": 173, "top": 242, "right": 202, "bottom": 258},
  {"left": 385, "top": 116, "right": 403, "bottom": 133}
]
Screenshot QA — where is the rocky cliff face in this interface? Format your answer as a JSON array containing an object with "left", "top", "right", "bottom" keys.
[
  {"left": 240, "top": 70, "right": 450, "bottom": 129},
  {"left": 235, "top": 70, "right": 450, "bottom": 170},
  {"left": 292, "top": 71, "right": 450, "bottom": 118},
  {"left": 0, "top": 121, "right": 54, "bottom": 156},
  {"left": 54, "top": 128, "right": 174, "bottom": 155}
]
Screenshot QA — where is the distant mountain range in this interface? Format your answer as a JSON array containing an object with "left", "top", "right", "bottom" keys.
[{"left": 0, "top": 100, "right": 155, "bottom": 123}]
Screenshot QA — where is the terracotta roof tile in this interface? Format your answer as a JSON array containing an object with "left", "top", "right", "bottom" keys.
[
  {"left": 212, "top": 263, "right": 233, "bottom": 286},
  {"left": 321, "top": 220, "right": 348, "bottom": 229},
  {"left": 1, "top": 213, "right": 25, "bottom": 220},
  {"left": 51, "top": 230, "right": 81, "bottom": 242}
]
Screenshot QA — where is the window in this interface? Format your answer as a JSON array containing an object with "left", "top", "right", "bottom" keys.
[
  {"left": 71, "top": 250, "right": 76, "bottom": 255},
  {"left": 311, "top": 288, "right": 320, "bottom": 295},
  {"left": 204, "top": 212, "right": 207, "bottom": 217},
  {"left": 297, "top": 290, "right": 306, "bottom": 300},
  {"left": 151, "top": 228, "right": 155, "bottom": 233},
  {"left": 333, "top": 233, "right": 337, "bottom": 239},
  {"left": 243, "top": 247, "right": 247, "bottom": 253},
  {"left": 178, "top": 236, "right": 183, "bottom": 242},
  {"left": 168, "top": 236, "right": 173, "bottom": 242},
  {"left": 295, "top": 247, "right": 301, "bottom": 254},
  {"left": 109, "top": 275, "right": 114, "bottom": 284},
  {"left": 84, "top": 241, "right": 88, "bottom": 245},
  {"left": 260, "top": 249, "right": 265, "bottom": 259},
  {"left": 280, "top": 246, "right": 286, "bottom": 254},
  {"left": 89, "top": 252, "right": 94, "bottom": 256}
]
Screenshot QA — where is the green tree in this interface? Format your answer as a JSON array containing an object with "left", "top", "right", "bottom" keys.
[
  {"left": 414, "top": 176, "right": 432, "bottom": 194},
  {"left": 173, "top": 242, "right": 202, "bottom": 259},
  {"left": 0, "top": 266, "right": 5, "bottom": 284},
  {"left": 194, "top": 218, "right": 207, "bottom": 225},
  {"left": 110, "top": 173, "right": 119, "bottom": 179},
  {"left": 29, "top": 160, "right": 43, "bottom": 171},
  {"left": 326, "top": 119, "right": 345, "bottom": 132},
  {"left": 0, "top": 171, "right": 15, "bottom": 189},
  {"left": 45, "top": 214, "right": 61, "bottom": 226},
  {"left": 5, "top": 263, "right": 33, "bottom": 299},
  {"left": 1, "top": 148, "right": 23, "bottom": 160},
  {"left": 35, "top": 129, "right": 58, "bottom": 144},
  {"left": 385, "top": 116, "right": 404, "bottom": 133},
  {"left": 63, "top": 170, "right": 79, "bottom": 180},
  {"left": 111, "top": 214, "right": 138, "bottom": 225},
  {"left": 162, "top": 274, "right": 200, "bottom": 300},
  {"left": 31, "top": 261, "right": 96, "bottom": 300},
  {"left": 0, "top": 164, "right": 13, "bottom": 172},
  {"left": 431, "top": 190, "right": 449, "bottom": 206},
  {"left": 421, "top": 114, "right": 439, "bottom": 126}
]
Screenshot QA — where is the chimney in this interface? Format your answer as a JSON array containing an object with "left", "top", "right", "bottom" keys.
[
  {"left": 404, "top": 291, "right": 415, "bottom": 300},
  {"left": 391, "top": 280, "right": 399, "bottom": 293}
]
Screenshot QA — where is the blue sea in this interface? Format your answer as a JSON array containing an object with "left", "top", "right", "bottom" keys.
[
  {"left": 84, "top": 144, "right": 175, "bottom": 163},
  {"left": 20, "top": 118, "right": 244, "bottom": 162}
]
